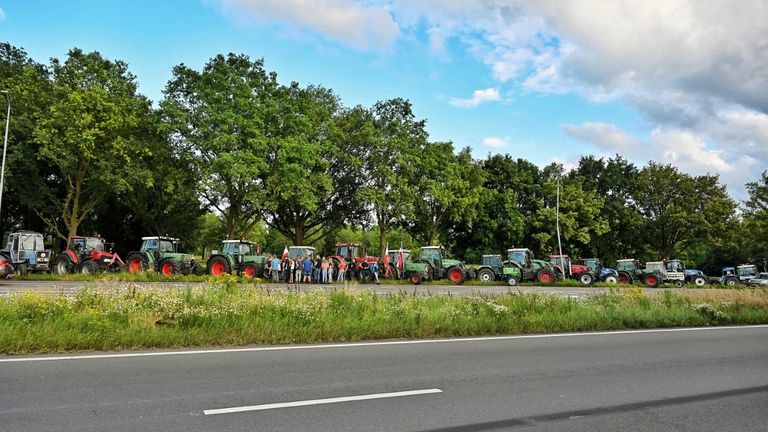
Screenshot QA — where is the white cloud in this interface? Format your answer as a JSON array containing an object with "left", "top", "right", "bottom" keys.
[
  {"left": 0, "top": 8, "right": 5, "bottom": 20},
  {"left": 482, "top": 136, "right": 510, "bottom": 149},
  {"left": 561, "top": 122, "right": 642, "bottom": 152},
  {"left": 449, "top": 87, "right": 500, "bottom": 108},
  {"left": 215, "top": 0, "right": 400, "bottom": 51}
]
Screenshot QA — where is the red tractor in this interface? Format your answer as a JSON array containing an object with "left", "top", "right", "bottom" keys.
[
  {"left": 54, "top": 235, "right": 125, "bottom": 274},
  {"left": 548, "top": 254, "right": 595, "bottom": 285},
  {"left": 326, "top": 243, "right": 380, "bottom": 280}
]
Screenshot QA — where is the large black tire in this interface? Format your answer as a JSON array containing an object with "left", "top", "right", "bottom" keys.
[
  {"left": 618, "top": 271, "right": 633, "bottom": 284},
  {"left": 241, "top": 263, "right": 258, "bottom": 279},
  {"left": 80, "top": 260, "right": 99, "bottom": 274},
  {"left": 447, "top": 266, "right": 465, "bottom": 284},
  {"left": 578, "top": 272, "right": 594, "bottom": 286},
  {"left": 55, "top": 255, "right": 75, "bottom": 275},
  {"left": 507, "top": 276, "right": 520, "bottom": 286},
  {"left": 477, "top": 268, "right": 496, "bottom": 283},
  {"left": 14, "top": 263, "right": 27, "bottom": 277},
  {"left": 643, "top": 273, "right": 661, "bottom": 288},
  {"left": 126, "top": 252, "right": 148, "bottom": 274},
  {"left": 725, "top": 278, "right": 737, "bottom": 286},
  {"left": 159, "top": 259, "right": 180, "bottom": 277},
  {"left": 189, "top": 261, "right": 203, "bottom": 276}
]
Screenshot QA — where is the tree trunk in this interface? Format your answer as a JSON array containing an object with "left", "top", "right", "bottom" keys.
[
  {"left": 294, "top": 222, "right": 304, "bottom": 245},
  {"left": 378, "top": 223, "right": 387, "bottom": 259}
]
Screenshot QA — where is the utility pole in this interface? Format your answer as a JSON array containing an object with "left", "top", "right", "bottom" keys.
[
  {"left": 556, "top": 176, "right": 565, "bottom": 277},
  {"left": 0, "top": 90, "right": 10, "bottom": 227}
]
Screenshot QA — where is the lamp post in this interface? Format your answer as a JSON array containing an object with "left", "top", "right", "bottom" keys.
[
  {"left": 0, "top": 90, "right": 10, "bottom": 225},
  {"left": 556, "top": 176, "right": 565, "bottom": 277}
]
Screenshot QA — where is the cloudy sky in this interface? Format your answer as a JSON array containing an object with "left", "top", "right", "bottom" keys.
[{"left": 2, "top": 0, "right": 766, "bottom": 199}]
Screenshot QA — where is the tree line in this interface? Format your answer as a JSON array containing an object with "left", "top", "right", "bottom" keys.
[{"left": 1, "top": 43, "right": 766, "bottom": 274}]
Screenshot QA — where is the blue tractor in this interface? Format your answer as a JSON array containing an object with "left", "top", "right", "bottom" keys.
[
  {"left": 581, "top": 258, "right": 619, "bottom": 283},
  {"left": 721, "top": 265, "right": 757, "bottom": 286},
  {"left": 1, "top": 231, "right": 52, "bottom": 276}
]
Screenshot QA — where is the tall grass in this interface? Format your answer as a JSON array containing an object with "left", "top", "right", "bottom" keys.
[{"left": 0, "top": 285, "right": 766, "bottom": 354}]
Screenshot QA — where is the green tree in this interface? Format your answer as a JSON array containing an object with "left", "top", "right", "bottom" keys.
[
  {"left": 635, "top": 162, "right": 735, "bottom": 259},
  {"left": 744, "top": 171, "right": 768, "bottom": 264},
  {"left": 161, "top": 53, "right": 276, "bottom": 238},
  {"left": 33, "top": 49, "right": 152, "bottom": 241}
]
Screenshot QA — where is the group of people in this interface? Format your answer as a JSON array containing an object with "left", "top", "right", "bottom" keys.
[{"left": 265, "top": 255, "right": 380, "bottom": 284}]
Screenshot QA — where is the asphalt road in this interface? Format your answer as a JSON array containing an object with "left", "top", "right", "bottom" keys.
[
  {"left": 1, "top": 326, "right": 766, "bottom": 431},
  {"left": 0, "top": 279, "right": 738, "bottom": 299}
]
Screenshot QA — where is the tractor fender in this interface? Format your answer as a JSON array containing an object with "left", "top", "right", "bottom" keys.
[{"left": 62, "top": 250, "right": 79, "bottom": 264}]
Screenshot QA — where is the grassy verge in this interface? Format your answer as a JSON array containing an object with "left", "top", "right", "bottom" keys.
[{"left": 1, "top": 285, "right": 766, "bottom": 354}]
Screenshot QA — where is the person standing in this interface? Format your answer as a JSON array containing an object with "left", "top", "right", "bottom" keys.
[
  {"left": 370, "top": 261, "right": 380, "bottom": 285},
  {"left": 328, "top": 260, "right": 334, "bottom": 284},
  {"left": 294, "top": 256, "right": 303, "bottom": 283},
  {"left": 271, "top": 255, "right": 280, "bottom": 283},
  {"left": 337, "top": 259, "right": 346, "bottom": 283},
  {"left": 314, "top": 256, "right": 322, "bottom": 284},
  {"left": 303, "top": 256, "right": 313, "bottom": 283},
  {"left": 321, "top": 258, "right": 329, "bottom": 283}
]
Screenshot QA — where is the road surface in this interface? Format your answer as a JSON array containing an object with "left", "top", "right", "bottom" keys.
[{"left": 1, "top": 325, "right": 766, "bottom": 431}]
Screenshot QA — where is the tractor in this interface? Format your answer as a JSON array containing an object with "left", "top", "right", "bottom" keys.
[
  {"left": 126, "top": 236, "right": 201, "bottom": 276},
  {"left": 476, "top": 254, "right": 522, "bottom": 286},
  {"left": 505, "top": 248, "right": 556, "bottom": 284},
  {"left": 721, "top": 265, "right": 757, "bottom": 286},
  {"left": 642, "top": 260, "right": 687, "bottom": 288},
  {"left": 406, "top": 246, "right": 472, "bottom": 285},
  {"left": 616, "top": 259, "right": 644, "bottom": 284},
  {"left": 580, "top": 258, "right": 619, "bottom": 283},
  {"left": 548, "top": 254, "right": 595, "bottom": 285},
  {"left": 2, "top": 231, "right": 52, "bottom": 276},
  {"left": 384, "top": 248, "right": 411, "bottom": 279},
  {"left": 54, "top": 235, "right": 124, "bottom": 274},
  {"left": 665, "top": 259, "right": 708, "bottom": 286},
  {"left": 326, "top": 242, "right": 379, "bottom": 280},
  {"left": 206, "top": 239, "right": 267, "bottom": 278}
]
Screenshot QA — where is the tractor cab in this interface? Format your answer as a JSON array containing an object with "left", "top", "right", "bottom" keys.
[
  {"left": 737, "top": 265, "right": 757, "bottom": 281},
  {"left": 617, "top": 259, "right": 641, "bottom": 274},
  {"left": 334, "top": 243, "right": 361, "bottom": 261},
  {"left": 665, "top": 259, "right": 685, "bottom": 273},
  {"left": 506, "top": 248, "right": 534, "bottom": 267},
  {"left": 288, "top": 246, "right": 316, "bottom": 260},
  {"left": 420, "top": 246, "right": 445, "bottom": 269},
  {"left": 141, "top": 236, "right": 178, "bottom": 258},
  {"left": 69, "top": 236, "right": 106, "bottom": 257},
  {"left": 3, "top": 231, "right": 51, "bottom": 273},
  {"left": 581, "top": 258, "right": 602, "bottom": 273},
  {"left": 222, "top": 240, "right": 256, "bottom": 263},
  {"left": 482, "top": 254, "right": 504, "bottom": 269}
]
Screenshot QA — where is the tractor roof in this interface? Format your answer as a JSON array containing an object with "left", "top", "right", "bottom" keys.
[
  {"left": 335, "top": 242, "right": 361, "bottom": 247},
  {"left": 617, "top": 258, "right": 637, "bottom": 262},
  {"left": 482, "top": 254, "right": 501, "bottom": 258},
  {"left": 10, "top": 230, "right": 43, "bottom": 236},
  {"left": 289, "top": 245, "right": 316, "bottom": 249},
  {"left": 422, "top": 246, "right": 443, "bottom": 249},
  {"left": 507, "top": 248, "right": 531, "bottom": 252},
  {"left": 69, "top": 235, "right": 105, "bottom": 241},
  {"left": 386, "top": 249, "right": 411, "bottom": 253},
  {"left": 142, "top": 236, "right": 179, "bottom": 241},
  {"left": 738, "top": 264, "right": 756, "bottom": 269},
  {"left": 223, "top": 239, "right": 254, "bottom": 245},
  {"left": 549, "top": 254, "right": 571, "bottom": 258}
]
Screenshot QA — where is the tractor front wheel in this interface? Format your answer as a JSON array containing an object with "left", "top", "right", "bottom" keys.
[
  {"left": 160, "top": 259, "right": 180, "bottom": 277},
  {"left": 478, "top": 268, "right": 495, "bottom": 283},
  {"left": 692, "top": 276, "right": 707, "bottom": 287},
  {"left": 55, "top": 255, "right": 74, "bottom": 275},
  {"left": 409, "top": 272, "right": 423, "bottom": 285},
  {"left": 604, "top": 275, "right": 618, "bottom": 284},
  {"left": 14, "top": 263, "right": 27, "bottom": 277},
  {"left": 507, "top": 276, "right": 519, "bottom": 286},
  {"left": 536, "top": 269, "right": 555, "bottom": 284},
  {"left": 447, "top": 266, "right": 465, "bottom": 284},
  {"left": 207, "top": 256, "right": 230, "bottom": 277},
  {"left": 241, "top": 263, "right": 258, "bottom": 279},
  {"left": 80, "top": 260, "right": 99, "bottom": 274}
]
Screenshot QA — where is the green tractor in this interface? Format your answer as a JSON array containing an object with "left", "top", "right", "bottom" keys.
[
  {"left": 505, "top": 248, "right": 556, "bottom": 284},
  {"left": 126, "top": 236, "right": 202, "bottom": 276},
  {"left": 476, "top": 254, "right": 522, "bottom": 286},
  {"left": 406, "top": 246, "right": 472, "bottom": 285},
  {"left": 206, "top": 239, "right": 267, "bottom": 278},
  {"left": 616, "top": 259, "right": 644, "bottom": 284}
]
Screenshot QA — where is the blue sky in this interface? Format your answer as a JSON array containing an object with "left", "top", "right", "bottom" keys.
[{"left": 1, "top": 1, "right": 765, "bottom": 199}]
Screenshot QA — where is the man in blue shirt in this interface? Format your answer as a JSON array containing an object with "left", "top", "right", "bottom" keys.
[
  {"left": 271, "top": 255, "right": 280, "bottom": 283},
  {"left": 303, "top": 257, "right": 313, "bottom": 283}
]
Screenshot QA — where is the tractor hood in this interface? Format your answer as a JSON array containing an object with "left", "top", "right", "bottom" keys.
[{"left": 443, "top": 258, "right": 463, "bottom": 268}]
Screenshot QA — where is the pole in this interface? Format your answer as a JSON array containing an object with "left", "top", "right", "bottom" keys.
[
  {"left": 0, "top": 90, "right": 10, "bottom": 227},
  {"left": 556, "top": 176, "right": 565, "bottom": 277}
]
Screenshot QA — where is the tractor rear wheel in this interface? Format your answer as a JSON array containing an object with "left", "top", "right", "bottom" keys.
[
  {"left": 80, "top": 260, "right": 99, "bottom": 274},
  {"left": 618, "top": 271, "right": 633, "bottom": 284},
  {"left": 14, "top": 263, "right": 27, "bottom": 277},
  {"left": 409, "top": 272, "right": 423, "bottom": 285},
  {"left": 643, "top": 273, "right": 660, "bottom": 288},
  {"left": 536, "top": 269, "right": 555, "bottom": 284},
  {"left": 207, "top": 256, "right": 231, "bottom": 277},
  {"left": 241, "top": 263, "right": 258, "bottom": 279},
  {"left": 478, "top": 268, "right": 495, "bottom": 283},
  {"left": 126, "top": 253, "right": 148, "bottom": 274},
  {"left": 693, "top": 276, "right": 707, "bottom": 287},
  {"left": 160, "top": 259, "right": 180, "bottom": 277},
  {"left": 55, "top": 255, "right": 74, "bottom": 275},
  {"left": 447, "top": 266, "right": 465, "bottom": 284},
  {"left": 578, "top": 272, "right": 594, "bottom": 285}
]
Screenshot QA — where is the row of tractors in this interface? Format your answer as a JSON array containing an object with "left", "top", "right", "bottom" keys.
[{"left": 0, "top": 231, "right": 762, "bottom": 288}]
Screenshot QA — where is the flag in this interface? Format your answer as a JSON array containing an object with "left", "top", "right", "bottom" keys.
[
  {"left": 383, "top": 242, "right": 390, "bottom": 268},
  {"left": 397, "top": 244, "right": 404, "bottom": 270},
  {"left": 282, "top": 246, "right": 289, "bottom": 260}
]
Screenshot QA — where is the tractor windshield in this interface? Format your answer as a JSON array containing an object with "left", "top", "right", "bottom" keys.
[
  {"left": 20, "top": 234, "right": 44, "bottom": 251},
  {"left": 336, "top": 245, "right": 358, "bottom": 260},
  {"left": 738, "top": 266, "right": 756, "bottom": 277},
  {"left": 483, "top": 256, "right": 502, "bottom": 267},
  {"left": 666, "top": 261, "right": 684, "bottom": 272},
  {"left": 159, "top": 240, "right": 175, "bottom": 253},
  {"left": 507, "top": 250, "right": 529, "bottom": 266},
  {"left": 239, "top": 244, "right": 254, "bottom": 255},
  {"left": 421, "top": 248, "right": 442, "bottom": 263},
  {"left": 289, "top": 247, "right": 315, "bottom": 259},
  {"left": 85, "top": 238, "right": 104, "bottom": 251},
  {"left": 617, "top": 261, "right": 636, "bottom": 272},
  {"left": 582, "top": 259, "right": 599, "bottom": 273}
]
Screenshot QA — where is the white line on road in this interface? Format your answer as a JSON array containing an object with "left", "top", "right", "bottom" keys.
[
  {"left": 203, "top": 388, "right": 443, "bottom": 415},
  {"left": 1, "top": 325, "right": 766, "bottom": 363}
]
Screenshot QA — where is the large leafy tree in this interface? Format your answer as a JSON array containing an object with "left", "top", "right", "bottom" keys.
[
  {"left": 33, "top": 49, "right": 152, "bottom": 241},
  {"left": 0, "top": 43, "right": 53, "bottom": 236},
  {"left": 261, "top": 84, "right": 366, "bottom": 245},
  {"left": 409, "top": 144, "right": 485, "bottom": 246},
  {"left": 161, "top": 53, "right": 276, "bottom": 238},
  {"left": 744, "top": 171, "right": 768, "bottom": 265},
  {"left": 360, "top": 98, "right": 425, "bottom": 258},
  {"left": 635, "top": 162, "right": 735, "bottom": 259}
]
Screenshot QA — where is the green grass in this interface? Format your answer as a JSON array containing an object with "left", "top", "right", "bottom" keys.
[{"left": 0, "top": 285, "right": 766, "bottom": 354}]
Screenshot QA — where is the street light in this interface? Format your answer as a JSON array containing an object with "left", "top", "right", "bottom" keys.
[
  {"left": 556, "top": 176, "right": 565, "bottom": 277},
  {"left": 0, "top": 90, "right": 9, "bottom": 225}
]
